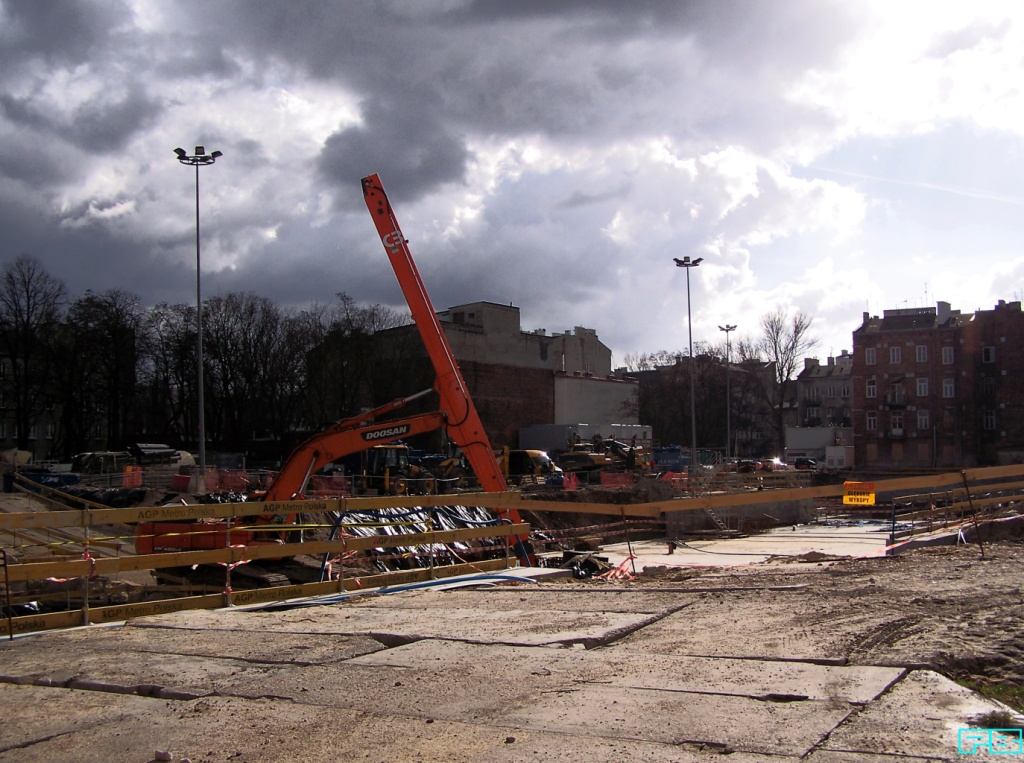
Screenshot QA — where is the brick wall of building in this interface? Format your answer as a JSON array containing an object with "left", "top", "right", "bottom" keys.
[
  {"left": 853, "top": 300, "right": 1024, "bottom": 469},
  {"left": 456, "top": 360, "right": 554, "bottom": 448}
]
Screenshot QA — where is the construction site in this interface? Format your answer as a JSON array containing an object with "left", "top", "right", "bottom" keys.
[{"left": 2, "top": 175, "right": 1024, "bottom": 761}]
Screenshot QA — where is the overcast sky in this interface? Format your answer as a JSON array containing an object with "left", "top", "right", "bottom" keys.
[{"left": 2, "top": 0, "right": 1023, "bottom": 365}]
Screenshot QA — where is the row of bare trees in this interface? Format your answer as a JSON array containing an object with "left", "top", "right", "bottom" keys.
[
  {"left": 0, "top": 254, "right": 817, "bottom": 463},
  {"left": 621, "top": 309, "right": 817, "bottom": 455},
  {"left": 0, "top": 256, "right": 421, "bottom": 463}
]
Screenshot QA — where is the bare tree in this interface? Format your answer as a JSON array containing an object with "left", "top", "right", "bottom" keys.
[
  {"left": 750, "top": 307, "right": 817, "bottom": 452},
  {"left": 0, "top": 256, "right": 67, "bottom": 451},
  {"left": 621, "top": 350, "right": 683, "bottom": 372},
  {"left": 303, "top": 293, "right": 416, "bottom": 427},
  {"left": 69, "top": 290, "right": 146, "bottom": 448},
  {"left": 141, "top": 303, "right": 197, "bottom": 445},
  {"left": 203, "top": 293, "right": 300, "bottom": 451}
]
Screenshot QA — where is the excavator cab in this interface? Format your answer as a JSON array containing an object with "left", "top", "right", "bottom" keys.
[{"left": 361, "top": 444, "right": 436, "bottom": 495}]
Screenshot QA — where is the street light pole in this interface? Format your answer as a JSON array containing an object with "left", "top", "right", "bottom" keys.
[
  {"left": 673, "top": 256, "right": 703, "bottom": 479},
  {"left": 174, "top": 146, "right": 222, "bottom": 492},
  {"left": 718, "top": 324, "right": 737, "bottom": 459}
]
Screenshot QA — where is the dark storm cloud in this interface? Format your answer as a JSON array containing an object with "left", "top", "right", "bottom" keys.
[
  {"left": 0, "top": 0, "right": 1014, "bottom": 364},
  {"left": 1, "top": 85, "right": 163, "bottom": 154},
  {"left": 318, "top": 99, "right": 471, "bottom": 207},
  {"left": 187, "top": 0, "right": 857, "bottom": 140},
  {"left": 0, "top": 0, "right": 132, "bottom": 67}
]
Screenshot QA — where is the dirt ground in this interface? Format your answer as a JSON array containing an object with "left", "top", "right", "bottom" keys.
[
  {"left": 2, "top": 527, "right": 1023, "bottom": 760},
  {"left": 611, "top": 539, "right": 1024, "bottom": 707},
  {"left": 4, "top": 485, "right": 1023, "bottom": 718}
]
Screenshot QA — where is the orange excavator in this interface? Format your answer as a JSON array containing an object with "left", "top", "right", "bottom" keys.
[
  {"left": 361, "top": 173, "right": 530, "bottom": 563},
  {"left": 134, "top": 389, "right": 445, "bottom": 554},
  {"left": 135, "top": 174, "right": 532, "bottom": 565}
]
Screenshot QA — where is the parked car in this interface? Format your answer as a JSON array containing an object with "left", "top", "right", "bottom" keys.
[{"left": 793, "top": 458, "right": 818, "bottom": 471}]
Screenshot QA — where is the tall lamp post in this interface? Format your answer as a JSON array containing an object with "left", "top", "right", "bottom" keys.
[
  {"left": 175, "top": 146, "right": 222, "bottom": 492},
  {"left": 673, "top": 256, "right": 702, "bottom": 478},
  {"left": 718, "top": 324, "right": 736, "bottom": 459}
]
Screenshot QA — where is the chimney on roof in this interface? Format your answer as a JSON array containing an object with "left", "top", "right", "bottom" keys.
[
  {"left": 937, "top": 301, "right": 951, "bottom": 324},
  {"left": 863, "top": 311, "right": 870, "bottom": 324}
]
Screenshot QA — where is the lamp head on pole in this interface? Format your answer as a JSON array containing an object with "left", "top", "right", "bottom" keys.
[
  {"left": 718, "top": 324, "right": 737, "bottom": 333},
  {"left": 673, "top": 256, "right": 703, "bottom": 268},
  {"left": 174, "top": 146, "right": 223, "bottom": 167}
]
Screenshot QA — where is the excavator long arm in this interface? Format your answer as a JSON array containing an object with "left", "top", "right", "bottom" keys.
[
  {"left": 361, "top": 175, "right": 506, "bottom": 492},
  {"left": 362, "top": 174, "right": 532, "bottom": 565}
]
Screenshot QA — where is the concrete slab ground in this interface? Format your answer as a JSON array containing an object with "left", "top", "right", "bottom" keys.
[
  {"left": 599, "top": 522, "right": 894, "bottom": 571},
  {"left": 3, "top": 543, "right": 1021, "bottom": 763}
]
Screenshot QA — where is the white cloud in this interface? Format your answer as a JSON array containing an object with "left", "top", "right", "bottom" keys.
[{"left": 0, "top": 0, "right": 1022, "bottom": 374}]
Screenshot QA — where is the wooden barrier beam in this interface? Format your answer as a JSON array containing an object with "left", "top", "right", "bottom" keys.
[
  {"left": 224, "top": 558, "right": 514, "bottom": 608},
  {"left": 8, "top": 463, "right": 1024, "bottom": 528},
  {"left": 2, "top": 558, "right": 517, "bottom": 635},
  {"left": 84, "top": 593, "right": 225, "bottom": 626},
  {"left": 1, "top": 523, "right": 529, "bottom": 582},
  {"left": 0, "top": 609, "right": 83, "bottom": 637}
]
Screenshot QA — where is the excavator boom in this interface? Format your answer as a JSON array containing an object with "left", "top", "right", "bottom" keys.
[
  {"left": 362, "top": 174, "right": 531, "bottom": 563},
  {"left": 361, "top": 175, "right": 505, "bottom": 491}
]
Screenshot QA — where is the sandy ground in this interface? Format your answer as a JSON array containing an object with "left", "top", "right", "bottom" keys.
[
  {"left": 619, "top": 541, "right": 1024, "bottom": 688},
  {"left": 4, "top": 489, "right": 1024, "bottom": 760},
  {"left": 2, "top": 537, "right": 1023, "bottom": 761}
]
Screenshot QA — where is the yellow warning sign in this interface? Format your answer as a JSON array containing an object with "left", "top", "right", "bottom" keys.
[{"left": 843, "top": 481, "right": 876, "bottom": 506}]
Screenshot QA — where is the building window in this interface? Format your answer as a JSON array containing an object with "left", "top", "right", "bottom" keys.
[
  {"left": 982, "top": 377, "right": 996, "bottom": 395},
  {"left": 917, "top": 409, "right": 930, "bottom": 430},
  {"left": 866, "top": 378, "right": 877, "bottom": 398},
  {"left": 890, "top": 346, "right": 901, "bottom": 364},
  {"left": 0, "top": 361, "right": 6, "bottom": 379},
  {"left": 916, "top": 345, "right": 927, "bottom": 363},
  {"left": 942, "top": 378, "right": 955, "bottom": 398},
  {"left": 0, "top": 422, "right": 6, "bottom": 438},
  {"left": 891, "top": 411, "right": 903, "bottom": 430},
  {"left": 916, "top": 377, "right": 928, "bottom": 396},
  {"left": 28, "top": 425, "right": 37, "bottom": 440},
  {"left": 891, "top": 383, "right": 904, "bottom": 404},
  {"left": 841, "top": 385, "right": 849, "bottom": 398},
  {"left": 45, "top": 423, "right": 54, "bottom": 439},
  {"left": 866, "top": 411, "right": 877, "bottom": 430},
  {"left": 942, "top": 346, "right": 954, "bottom": 365},
  {"left": 865, "top": 347, "right": 876, "bottom": 365},
  {"left": 983, "top": 410, "right": 996, "bottom": 430},
  {"left": 982, "top": 346, "right": 996, "bottom": 363},
  {"left": 827, "top": 385, "right": 834, "bottom": 398}
]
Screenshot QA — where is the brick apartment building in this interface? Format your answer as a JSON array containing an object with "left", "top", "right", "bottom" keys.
[
  {"left": 797, "top": 351, "right": 853, "bottom": 428},
  {"left": 851, "top": 300, "right": 1024, "bottom": 469}
]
